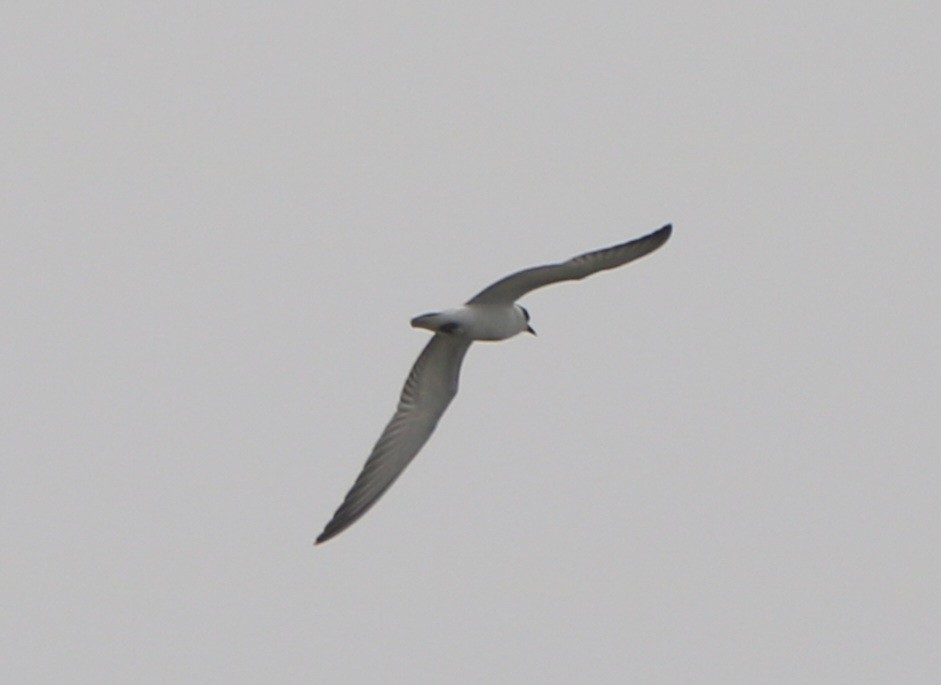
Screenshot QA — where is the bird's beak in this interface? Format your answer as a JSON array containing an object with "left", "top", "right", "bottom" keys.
[{"left": 526, "top": 325, "right": 537, "bottom": 336}]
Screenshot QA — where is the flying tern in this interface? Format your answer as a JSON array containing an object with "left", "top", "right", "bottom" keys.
[{"left": 316, "top": 224, "right": 672, "bottom": 544}]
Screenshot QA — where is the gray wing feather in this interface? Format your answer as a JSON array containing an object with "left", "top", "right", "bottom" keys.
[
  {"left": 316, "top": 333, "right": 473, "bottom": 544},
  {"left": 467, "top": 224, "right": 672, "bottom": 305}
]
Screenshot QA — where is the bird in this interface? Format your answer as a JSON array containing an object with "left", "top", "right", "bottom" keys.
[{"left": 316, "top": 224, "right": 672, "bottom": 544}]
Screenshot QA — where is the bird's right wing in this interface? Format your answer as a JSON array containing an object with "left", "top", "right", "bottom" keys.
[
  {"left": 316, "top": 333, "right": 473, "bottom": 544},
  {"left": 467, "top": 224, "right": 672, "bottom": 305}
]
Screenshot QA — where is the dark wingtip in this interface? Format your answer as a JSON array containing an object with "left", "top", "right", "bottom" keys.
[
  {"left": 645, "top": 223, "right": 673, "bottom": 250},
  {"left": 630, "top": 224, "right": 672, "bottom": 253},
  {"left": 315, "top": 516, "right": 343, "bottom": 545}
]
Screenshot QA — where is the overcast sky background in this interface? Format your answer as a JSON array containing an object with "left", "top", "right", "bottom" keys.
[{"left": 3, "top": 3, "right": 939, "bottom": 683}]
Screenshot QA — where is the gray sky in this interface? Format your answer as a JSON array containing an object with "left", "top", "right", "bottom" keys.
[{"left": 3, "top": 2, "right": 939, "bottom": 683}]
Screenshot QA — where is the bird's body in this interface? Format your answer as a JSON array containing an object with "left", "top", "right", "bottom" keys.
[
  {"left": 411, "top": 304, "right": 531, "bottom": 341},
  {"left": 316, "top": 224, "right": 672, "bottom": 544}
]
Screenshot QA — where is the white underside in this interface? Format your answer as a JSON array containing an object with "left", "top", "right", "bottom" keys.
[{"left": 412, "top": 304, "right": 528, "bottom": 341}]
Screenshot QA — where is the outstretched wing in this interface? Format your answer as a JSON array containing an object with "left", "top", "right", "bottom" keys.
[
  {"left": 316, "top": 333, "right": 473, "bottom": 544},
  {"left": 467, "top": 224, "right": 672, "bottom": 305}
]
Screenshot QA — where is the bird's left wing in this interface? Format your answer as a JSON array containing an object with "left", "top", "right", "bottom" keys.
[
  {"left": 467, "top": 224, "right": 671, "bottom": 305},
  {"left": 316, "top": 333, "right": 473, "bottom": 544}
]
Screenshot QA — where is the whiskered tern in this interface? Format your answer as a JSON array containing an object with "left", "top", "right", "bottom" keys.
[{"left": 317, "top": 224, "right": 672, "bottom": 544}]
